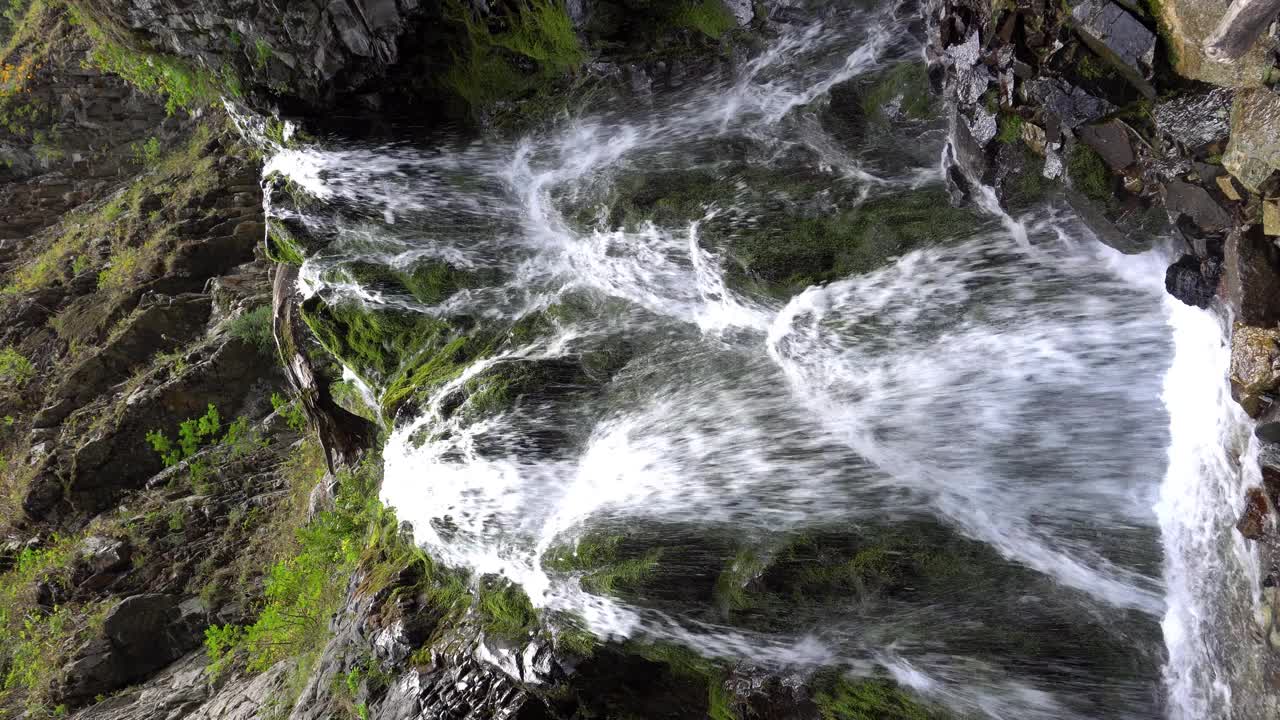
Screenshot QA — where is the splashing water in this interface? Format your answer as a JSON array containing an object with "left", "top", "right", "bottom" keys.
[{"left": 260, "top": 3, "right": 1266, "bottom": 718}]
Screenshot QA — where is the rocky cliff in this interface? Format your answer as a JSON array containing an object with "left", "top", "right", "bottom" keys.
[{"left": 1, "top": 0, "right": 1279, "bottom": 718}]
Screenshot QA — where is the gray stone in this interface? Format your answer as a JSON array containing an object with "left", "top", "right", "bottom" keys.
[
  {"left": 77, "top": 536, "right": 130, "bottom": 575},
  {"left": 1224, "top": 228, "right": 1280, "bottom": 326},
  {"left": 1023, "top": 79, "right": 1115, "bottom": 129},
  {"left": 1078, "top": 120, "right": 1135, "bottom": 171},
  {"left": 1156, "top": 0, "right": 1277, "bottom": 87},
  {"left": 1231, "top": 324, "right": 1280, "bottom": 416},
  {"left": 1205, "top": 0, "right": 1280, "bottom": 63},
  {"left": 1164, "top": 180, "right": 1233, "bottom": 234},
  {"left": 1224, "top": 89, "right": 1280, "bottom": 192},
  {"left": 1070, "top": 1, "right": 1156, "bottom": 97}
]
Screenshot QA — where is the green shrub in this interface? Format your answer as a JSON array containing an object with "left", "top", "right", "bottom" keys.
[
  {"left": 229, "top": 305, "right": 276, "bottom": 358},
  {"left": 271, "top": 392, "right": 308, "bottom": 432},
  {"left": 0, "top": 346, "right": 33, "bottom": 384}
]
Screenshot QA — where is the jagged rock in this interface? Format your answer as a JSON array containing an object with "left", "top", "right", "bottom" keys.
[
  {"left": 61, "top": 594, "right": 204, "bottom": 703},
  {"left": 35, "top": 293, "right": 212, "bottom": 428},
  {"left": 1154, "top": 0, "right": 1278, "bottom": 88},
  {"left": 76, "top": 536, "right": 131, "bottom": 576},
  {"left": 1153, "top": 88, "right": 1233, "bottom": 150},
  {"left": 1238, "top": 487, "right": 1272, "bottom": 540},
  {"left": 1231, "top": 324, "right": 1280, "bottom": 416},
  {"left": 1164, "top": 180, "right": 1233, "bottom": 234},
  {"left": 1023, "top": 79, "right": 1115, "bottom": 129},
  {"left": 1165, "top": 253, "right": 1220, "bottom": 308},
  {"left": 1265, "top": 200, "right": 1280, "bottom": 236},
  {"left": 1069, "top": 1, "right": 1155, "bottom": 97},
  {"left": 1217, "top": 174, "right": 1244, "bottom": 201},
  {"left": 1224, "top": 89, "right": 1280, "bottom": 192},
  {"left": 1223, "top": 228, "right": 1280, "bottom": 326},
  {"left": 1078, "top": 120, "right": 1135, "bottom": 171}
]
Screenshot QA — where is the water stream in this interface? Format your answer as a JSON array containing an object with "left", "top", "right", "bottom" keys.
[{"left": 260, "top": 2, "right": 1263, "bottom": 717}]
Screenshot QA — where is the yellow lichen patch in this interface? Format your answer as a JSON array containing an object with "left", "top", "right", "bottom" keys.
[{"left": 1229, "top": 323, "right": 1280, "bottom": 416}]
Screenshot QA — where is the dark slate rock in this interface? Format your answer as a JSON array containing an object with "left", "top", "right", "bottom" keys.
[
  {"left": 1237, "top": 486, "right": 1271, "bottom": 540},
  {"left": 1070, "top": 0, "right": 1156, "bottom": 97},
  {"left": 1023, "top": 79, "right": 1115, "bottom": 129},
  {"left": 1164, "top": 180, "right": 1233, "bottom": 234},
  {"left": 1165, "top": 253, "right": 1220, "bottom": 309},
  {"left": 1224, "top": 228, "right": 1280, "bottom": 326},
  {"left": 1078, "top": 120, "right": 1135, "bottom": 171}
]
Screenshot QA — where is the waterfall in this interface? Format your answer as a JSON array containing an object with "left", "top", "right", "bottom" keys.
[{"left": 256, "top": 2, "right": 1266, "bottom": 717}]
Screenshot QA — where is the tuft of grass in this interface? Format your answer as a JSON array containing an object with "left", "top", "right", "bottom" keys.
[
  {"left": 229, "top": 305, "right": 276, "bottom": 358},
  {"left": 0, "top": 346, "right": 33, "bottom": 384}
]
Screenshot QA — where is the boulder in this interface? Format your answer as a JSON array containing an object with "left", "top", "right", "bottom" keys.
[
  {"left": 1154, "top": 0, "right": 1277, "bottom": 88},
  {"left": 1165, "top": 253, "right": 1220, "bottom": 308},
  {"left": 1022, "top": 78, "right": 1115, "bottom": 129},
  {"left": 76, "top": 536, "right": 131, "bottom": 576},
  {"left": 1163, "top": 180, "right": 1233, "bottom": 234},
  {"left": 1223, "top": 228, "right": 1280, "bottom": 326},
  {"left": 1205, "top": 0, "right": 1280, "bottom": 63},
  {"left": 1153, "top": 88, "right": 1233, "bottom": 150},
  {"left": 1078, "top": 120, "right": 1135, "bottom": 171},
  {"left": 1230, "top": 323, "right": 1280, "bottom": 416},
  {"left": 1237, "top": 487, "right": 1272, "bottom": 540},
  {"left": 60, "top": 594, "right": 204, "bottom": 703},
  {"left": 1069, "top": 1, "right": 1156, "bottom": 97},
  {"left": 1224, "top": 89, "right": 1280, "bottom": 193}
]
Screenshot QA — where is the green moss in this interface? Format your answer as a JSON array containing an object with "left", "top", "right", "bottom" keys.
[
  {"left": 996, "top": 113, "right": 1023, "bottom": 144},
  {"left": 443, "top": 0, "right": 585, "bottom": 116},
  {"left": 728, "top": 187, "right": 981, "bottom": 294},
  {"left": 671, "top": 0, "right": 737, "bottom": 40},
  {"left": 1066, "top": 142, "right": 1113, "bottom": 203},
  {"left": 814, "top": 677, "right": 944, "bottom": 720},
  {"left": 860, "top": 62, "right": 934, "bottom": 122},
  {"left": 265, "top": 225, "right": 308, "bottom": 266},
  {"left": 299, "top": 297, "right": 452, "bottom": 383},
  {"left": 708, "top": 679, "right": 738, "bottom": 720},
  {"left": 477, "top": 575, "right": 538, "bottom": 640},
  {"left": 543, "top": 531, "right": 661, "bottom": 597}
]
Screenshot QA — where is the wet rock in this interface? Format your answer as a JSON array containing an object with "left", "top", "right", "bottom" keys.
[
  {"left": 1022, "top": 79, "right": 1115, "bottom": 129},
  {"left": 1153, "top": 88, "right": 1233, "bottom": 150},
  {"left": 1164, "top": 180, "right": 1233, "bottom": 234},
  {"left": 1225, "top": 89, "right": 1280, "bottom": 192},
  {"left": 1266, "top": 200, "right": 1280, "bottom": 236},
  {"left": 1078, "top": 120, "right": 1135, "bottom": 171},
  {"left": 1230, "top": 323, "right": 1280, "bottom": 416},
  {"left": 1224, "top": 228, "right": 1280, "bottom": 326},
  {"left": 1238, "top": 487, "right": 1272, "bottom": 540},
  {"left": 1069, "top": 1, "right": 1155, "bottom": 97},
  {"left": 1155, "top": 0, "right": 1277, "bottom": 88},
  {"left": 1165, "top": 253, "right": 1220, "bottom": 308}
]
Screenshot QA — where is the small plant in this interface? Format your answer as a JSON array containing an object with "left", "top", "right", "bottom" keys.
[
  {"left": 0, "top": 346, "right": 34, "bottom": 384},
  {"left": 271, "top": 392, "right": 308, "bottom": 432},
  {"left": 229, "top": 305, "right": 275, "bottom": 358},
  {"left": 131, "top": 136, "right": 162, "bottom": 165},
  {"left": 671, "top": 0, "right": 737, "bottom": 40},
  {"left": 147, "top": 404, "right": 222, "bottom": 467},
  {"left": 996, "top": 113, "right": 1023, "bottom": 144},
  {"left": 253, "top": 39, "right": 273, "bottom": 70}
]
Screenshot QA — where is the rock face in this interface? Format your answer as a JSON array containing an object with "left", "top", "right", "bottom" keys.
[
  {"left": 1224, "top": 89, "right": 1280, "bottom": 192},
  {"left": 78, "top": 0, "right": 433, "bottom": 110},
  {"left": 1155, "top": 0, "right": 1278, "bottom": 88},
  {"left": 1224, "top": 229, "right": 1280, "bottom": 327},
  {"left": 1069, "top": 0, "right": 1155, "bottom": 97}
]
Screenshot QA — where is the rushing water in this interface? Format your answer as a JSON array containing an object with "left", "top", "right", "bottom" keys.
[{"left": 259, "top": 1, "right": 1265, "bottom": 717}]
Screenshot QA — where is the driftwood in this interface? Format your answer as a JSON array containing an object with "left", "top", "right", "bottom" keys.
[
  {"left": 272, "top": 262, "right": 375, "bottom": 472},
  {"left": 1206, "top": 0, "right": 1280, "bottom": 62}
]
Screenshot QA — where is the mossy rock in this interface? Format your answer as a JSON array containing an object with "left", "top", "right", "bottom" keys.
[
  {"left": 721, "top": 187, "right": 983, "bottom": 296},
  {"left": 813, "top": 674, "right": 947, "bottom": 720},
  {"left": 319, "top": 258, "right": 495, "bottom": 305}
]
